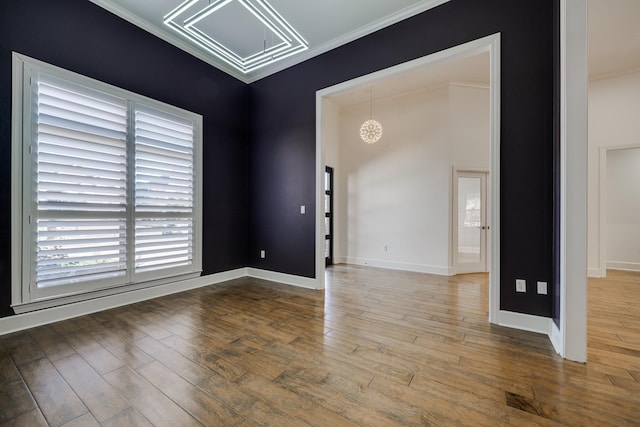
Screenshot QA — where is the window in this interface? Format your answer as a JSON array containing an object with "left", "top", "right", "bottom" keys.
[{"left": 11, "top": 53, "right": 202, "bottom": 312}]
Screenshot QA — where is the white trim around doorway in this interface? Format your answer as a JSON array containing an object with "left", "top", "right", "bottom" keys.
[
  {"left": 315, "top": 33, "right": 502, "bottom": 324},
  {"left": 452, "top": 168, "right": 490, "bottom": 275},
  {"left": 558, "top": 0, "right": 588, "bottom": 363}
]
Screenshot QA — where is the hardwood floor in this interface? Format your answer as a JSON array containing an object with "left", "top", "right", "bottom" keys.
[{"left": 0, "top": 265, "right": 638, "bottom": 426}]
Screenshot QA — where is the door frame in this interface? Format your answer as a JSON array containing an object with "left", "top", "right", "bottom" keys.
[
  {"left": 324, "top": 166, "right": 334, "bottom": 266},
  {"left": 453, "top": 168, "right": 490, "bottom": 274},
  {"left": 556, "top": 0, "right": 588, "bottom": 362},
  {"left": 315, "top": 33, "right": 501, "bottom": 324},
  {"left": 597, "top": 144, "right": 640, "bottom": 277}
]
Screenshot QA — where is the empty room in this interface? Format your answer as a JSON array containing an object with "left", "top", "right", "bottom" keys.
[{"left": 0, "top": 0, "right": 638, "bottom": 426}]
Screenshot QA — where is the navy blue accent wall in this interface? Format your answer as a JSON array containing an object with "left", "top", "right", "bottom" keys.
[
  {"left": 0, "top": 0, "right": 560, "bottom": 320},
  {"left": 249, "top": 0, "right": 558, "bottom": 317},
  {"left": 0, "top": 0, "right": 249, "bottom": 317}
]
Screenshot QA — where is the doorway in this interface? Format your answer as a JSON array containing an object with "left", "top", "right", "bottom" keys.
[
  {"left": 454, "top": 170, "right": 489, "bottom": 274},
  {"left": 316, "top": 33, "right": 501, "bottom": 323}
]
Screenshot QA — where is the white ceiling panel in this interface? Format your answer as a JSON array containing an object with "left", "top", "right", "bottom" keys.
[
  {"left": 189, "top": 3, "right": 282, "bottom": 59},
  {"left": 161, "top": 0, "right": 309, "bottom": 74}
]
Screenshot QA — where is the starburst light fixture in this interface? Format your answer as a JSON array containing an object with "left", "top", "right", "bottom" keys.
[{"left": 360, "top": 87, "right": 382, "bottom": 144}]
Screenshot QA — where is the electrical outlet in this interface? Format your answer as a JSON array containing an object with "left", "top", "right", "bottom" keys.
[
  {"left": 260, "top": 250, "right": 265, "bottom": 259},
  {"left": 537, "top": 281, "right": 548, "bottom": 295},
  {"left": 515, "top": 279, "right": 526, "bottom": 293}
]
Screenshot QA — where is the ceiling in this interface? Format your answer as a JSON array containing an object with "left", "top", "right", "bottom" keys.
[
  {"left": 327, "top": 52, "right": 489, "bottom": 109},
  {"left": 327, "top": 0, "right": 640, "bottom": 110},
  {"left": 90, "top": 0, "right": 450, "bottom": 83},
  {"left": 90, "top": 0, "right": 638, "bottom": 86}
]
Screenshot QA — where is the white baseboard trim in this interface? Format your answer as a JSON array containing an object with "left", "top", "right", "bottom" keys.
[
  {"left": 246, "top": 268, "right": 321, "bottom": 290},
  {"left": 606, "top": 261, "right": 640, "bottom": 272},
  {"left": 0, "top": 268, "right": 247, "bottom": 336},
  {"left": 498, "top": 310, "right": 551, "bottom": 335},
  {"left": 342, "top": 257, "right": 453, "bottom": 276},
  {"left": 550, "top": 321, "right": 563, "bottom": 356},
  {"left": 0, "top": 264, "right": 563, "bottom": 355},
  {"left": 587, "top": 267, "right": 605, "bottom": 278}
]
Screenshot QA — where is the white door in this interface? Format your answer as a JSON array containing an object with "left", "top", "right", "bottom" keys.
[{"left": 454, "top": 171, "right": 489, "bottom": 274}]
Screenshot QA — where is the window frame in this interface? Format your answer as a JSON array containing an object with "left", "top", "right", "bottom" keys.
[{"left": 11, "top": 52, "right": 203, "bottom": 313}]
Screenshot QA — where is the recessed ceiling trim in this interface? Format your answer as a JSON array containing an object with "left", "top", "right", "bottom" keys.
[
  {"left": 164, "top": 0, "right": 308, "bottom": 74},
  {"left": 247, "top": 0, "right": 452, "bottom": 81},
  {"left": 181, "top": 0, "right": 231, "bottom": 27},
  {"left": 89, "top": 0, "right": 452, "bottom": 83}
]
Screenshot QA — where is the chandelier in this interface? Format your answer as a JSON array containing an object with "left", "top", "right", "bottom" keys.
[{"left": 360, "top": 86, "right": 382, "bottom": 144}]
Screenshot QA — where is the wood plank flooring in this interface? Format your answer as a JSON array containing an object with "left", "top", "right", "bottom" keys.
[{"left": 0, "top": 265, "right": 639, "bottom": 426}]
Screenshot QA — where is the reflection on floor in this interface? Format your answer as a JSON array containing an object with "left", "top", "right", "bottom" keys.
[{"left": 0, "top": 265, "right": 638, "bottom": 425}]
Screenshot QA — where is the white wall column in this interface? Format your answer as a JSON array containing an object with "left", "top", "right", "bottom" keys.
[{"left": 559, "top": 0, "right": 588, "bottom": 362}]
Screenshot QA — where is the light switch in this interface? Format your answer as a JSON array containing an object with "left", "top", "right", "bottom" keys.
[
  {"left": 516, "top": 279, "right": 526, "bottom": 293},
  {"left": 300, "top": 205, "right": 305, "bottom": 214}
]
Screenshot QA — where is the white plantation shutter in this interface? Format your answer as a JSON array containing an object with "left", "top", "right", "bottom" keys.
[
  {"left": 13, "top": 54, "right": 202, "bottom": 309},
  {"left": 34, "top": 75, "right": 128, "bottom": 288},
  {"left": 134, "top": 106, "right": 195, "bottom": 273},
  {"left": 35, "top": 219, "right": 127, "bottom": 287}
]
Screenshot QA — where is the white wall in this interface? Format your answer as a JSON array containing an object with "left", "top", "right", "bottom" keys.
[
  {"left": 322, "top": 99, "right": 340, "bottom": 169},
  {"left": 606, "top": 148, "right": 640, "bottom": 270},
  {"left": 587, "top": 70, "right": 640, "bottom": 275},
  {"left": 333, "top": 83, "right": 489, "bottom": 274},
  {"left": 450, "top": 84, "right": 491, "bottom": 269},
  {"left": 449, "top": 83, "right": 491, "bottom": 168},
  {"left": 322, "top": 99, "right": 341, "bottom": 262}
]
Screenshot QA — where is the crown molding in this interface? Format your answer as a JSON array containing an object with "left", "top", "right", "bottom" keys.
[
  {"left": 335, "top": 79, "right": 488, "bottom": 112},
  {"left": 449, "top": 80, "right": 490, "bottom": 89},
  {"left": 589, "top": 66, "right": 640, "bottom": 82}
]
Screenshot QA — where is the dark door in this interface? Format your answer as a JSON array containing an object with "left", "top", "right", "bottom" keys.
[{"left": 325, "top": 166, "right": 334, "bottom": 266}]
